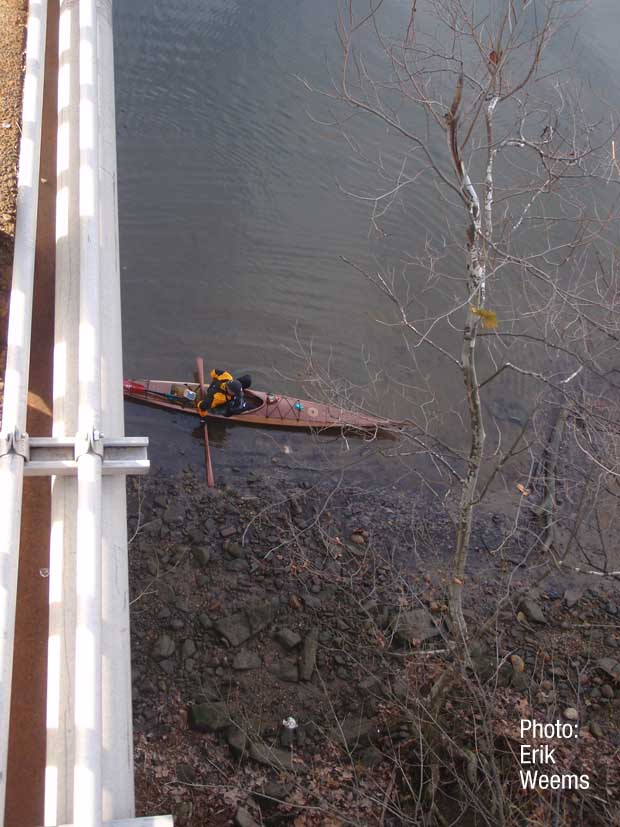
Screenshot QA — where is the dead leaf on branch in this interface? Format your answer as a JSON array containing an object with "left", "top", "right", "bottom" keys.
[{"left": 470, "top": 306, "right": 498, "bottom": 329}]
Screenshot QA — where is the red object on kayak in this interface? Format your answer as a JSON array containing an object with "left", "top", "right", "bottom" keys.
[{"left": 123, "top": 380, "right": 147, "bottom": 395}]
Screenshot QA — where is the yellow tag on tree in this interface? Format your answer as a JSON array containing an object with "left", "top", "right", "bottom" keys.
[{"left": 470, "top": 306, "right": 498, "bottom": 329}]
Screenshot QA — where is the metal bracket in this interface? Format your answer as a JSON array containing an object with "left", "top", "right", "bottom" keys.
[
  {"left": 74, "top": 429, "right": 105, "bottom": 461},
  {"left": 45, "top": 816, "right": 173, "bottom": 827},
  {"left": 1, "top": 429, "right": 148, "bottom": 476},
  {"left": 23, "top": 435, "right": 149, "bottom": 477},
  {"left": 0, "top": 428, "right": 31, "bottom": 462}
]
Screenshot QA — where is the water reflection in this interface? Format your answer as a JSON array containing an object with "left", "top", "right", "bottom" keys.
[{"left": 115, "top": 0, "right": 620, "bottom": 484}]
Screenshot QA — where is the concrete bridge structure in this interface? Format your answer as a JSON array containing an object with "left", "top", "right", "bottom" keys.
[{"left": 0, "top": 2, "right": 167, "bottom": 825}]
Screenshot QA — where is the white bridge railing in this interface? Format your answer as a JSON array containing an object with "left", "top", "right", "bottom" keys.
[{"left": 0, "top": 1, "right": 167, "bottom": 825}]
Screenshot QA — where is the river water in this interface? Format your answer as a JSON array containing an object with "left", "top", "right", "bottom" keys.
[{"left": 113, "top": 0, "right": 620, "bottom": 483}]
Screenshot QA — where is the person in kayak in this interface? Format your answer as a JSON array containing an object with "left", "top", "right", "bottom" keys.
[{"left": 197, "top": 370, "right": 252, "bottom": 417}]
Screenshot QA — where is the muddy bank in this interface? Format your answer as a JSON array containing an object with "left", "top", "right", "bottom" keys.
[{"left": 128, "top": 470, "right": 620, "bottom": 826}]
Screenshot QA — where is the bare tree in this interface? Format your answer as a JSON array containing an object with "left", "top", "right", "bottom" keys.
[{"left": 300, "top": 0, "right": 620, "bottom": 639}]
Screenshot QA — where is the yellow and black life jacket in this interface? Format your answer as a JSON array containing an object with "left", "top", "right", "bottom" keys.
[{"left": 197, "top": 369, "right": 233, "bottom": 416}]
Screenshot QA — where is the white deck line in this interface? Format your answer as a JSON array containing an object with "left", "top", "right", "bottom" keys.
[{"left": 0, "top": 2, "right": 48, "bottom": 822}]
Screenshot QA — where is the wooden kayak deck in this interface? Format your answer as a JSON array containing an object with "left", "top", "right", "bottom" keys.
[{"left": 123, "top": 379, "right": 397, "bottom": 432}]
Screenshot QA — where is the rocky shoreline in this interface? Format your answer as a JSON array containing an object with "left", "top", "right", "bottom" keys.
[{"left": 128, "top": 470, "right": 620, "bottom": 826}]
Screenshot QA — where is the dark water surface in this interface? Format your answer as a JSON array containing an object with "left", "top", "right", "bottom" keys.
[{"left": 114, "top": 0, "right": 619, "bottom": 481}]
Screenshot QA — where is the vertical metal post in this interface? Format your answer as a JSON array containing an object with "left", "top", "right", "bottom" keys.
[
  {"left": 0, "top": 2, "right": 48, "bottom": 822},
  {"left": 46, "top": 0, "right": 80, "bottom": 822},
  {"left": 73, "top": 1, "right": 103, "bottom": 825},
  {"left": 97, "top": 0, "right": 136, "bottom": 817}
]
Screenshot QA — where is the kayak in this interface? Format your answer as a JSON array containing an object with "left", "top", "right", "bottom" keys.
[{"left": 123, "top": 378, "right": 398, "bottom": 432}]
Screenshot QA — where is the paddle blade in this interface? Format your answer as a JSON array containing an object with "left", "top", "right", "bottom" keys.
[
  {"left": 204, "top": 429, "right": 215, "bottom": 487},
  {"left": 195, "top": 356, "right": 215, "bottom": 487}
]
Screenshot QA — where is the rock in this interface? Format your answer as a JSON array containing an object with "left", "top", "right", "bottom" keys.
[
  {"left": 601, "top": 684, "right": 614, "bottom": 699},
  {"left": 214, "top": 613, "right": 252, "bottom": 647},
  {"left": 303, "top": 594, "right": 322, "bottom": 610},
  {"left": 226, "top": 726, "right": 247, "bottom": 758},
  {"left": 276, "top": 628, "right": 302, "bottom": 650},
  {"left": 350, "top": 532, "right": 365, "bottom": 546},
  {"left": 182, "top": 639, "right": 197, "bottom": 659},
  {"left": 596, "top": 657, "right": 620, "bottom": 680},
  {"left": 163, "top": 503, "right": 186, "bottom": 526},
  {"left": 175, "top": 802, "right": 192, "bottom": 822},
  {"left": 254, "top": 782, "right": 290, "bottom": 810},
  {"left": 589, "top": 721, "right": 604, "bottom": 739},
  {"left": 359, "top": 675, "right": 383, "bottom": 694},
  {"left": 233, "top": 650, "right": 261, "bottom": 671},
  {"left": 563, "top": 707, "right": 579, "bottom": 721},
  {"left": 152, "top": 634, "right": 176, "bottom": 660},
  {"left": 176, "top": 762, "right": 196, "bottom": 783},
  {"left": 512, "top": 672, "right": 529, "bottom": 692},
  {"left": 272, "top": 661, "right": 299, "bottom": 683},
  {"left": 198, "top": 613, "right": 213, "bottom": 630},
  {"left": 159, "top": 659, "right": 175, "bottom": 675},
  {"left": 563, "top": 587, "right": 583, "bottom": 608},
  {"left": 333, "top": 717, "right": 379, "bottom": 750},
  {"left": 226, "top": 541, "right": 244, "bottom": 558},
  {"left": 359, "top": 745, "right": 383, "bottom": 768},
  {"left": 170, "top": 618, "right": 184, "bottom": 630},
  {"left": 279, "top": 726, "right": 296, "bottom": 748},
  {"left": 235, "top": 807, "right": 259, "bottom": 827},
  {"left": 300, "top": 628, "right": 319, "bottom": 681},
  {"left": 518, "top": 598, "right": 547, "bottom": 624},
  {"left": 390, "top": 609, "right": 440, "bottom": 645},
  {"left": 606, "top": 601, "right": 618, "bottom": 616},
  {"left": 143, "top": 518, "right": 162, "bottom": 537},
  {"left": 189, "top": 701, "right": 230, "bottom": 732},
  {"left": 192, "top": 547, "right": 211, "bottom": 567},
  {"left": 246, "top": 601, "right": 275, "bottom": 635},
  {"left": 187, "top": 527, "right": 204, "bottom": 544},
  {"left": 220, "top": 526, "right": 237, "bottom": 538},
  {"left": 158, "top": 607, "right": 171, "bottom": 620},
  {"left": 174, "top": 596, "right": 191, "bottom": 613},
  {"left": 224, "top": 559, "right": 249, "bottom": 573},
  {"left": 249, "top": 742, "right": 294, "bottom": 770}
]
